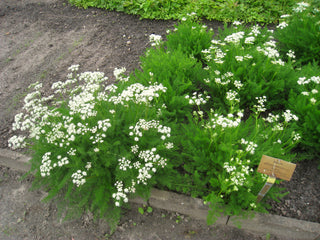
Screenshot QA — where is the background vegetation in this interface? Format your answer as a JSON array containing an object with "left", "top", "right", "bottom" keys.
[{"left": 68, "top": 0, "right": 300, "bottom": 23}]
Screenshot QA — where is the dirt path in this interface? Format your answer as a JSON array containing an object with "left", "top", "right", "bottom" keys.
[
  {"left": 0, "top": 0, "right": 319, "bottom": 239},
  {"left": 1, "top": 166, "right": 279, "bottom": 240}
]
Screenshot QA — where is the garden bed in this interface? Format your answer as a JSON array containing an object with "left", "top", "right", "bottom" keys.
[{"left": 0, "top": 0, "right": 319, "bottom": 227}]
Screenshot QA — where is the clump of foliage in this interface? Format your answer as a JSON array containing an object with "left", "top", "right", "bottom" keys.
[
  {"left": 9, "top": 4, "right": 320, "bottom": 228},
  {"left": 275, "top": 1, "right": 320, "bottom": 66},
  {"left": 9, "top": 66, "right": 173, "bottom": 228},
  {"left": 67, "top": 0, "right": 299, "bottom": 23},
  {"left": 288, "top": 64, "right": 320, "bottom": 162}
]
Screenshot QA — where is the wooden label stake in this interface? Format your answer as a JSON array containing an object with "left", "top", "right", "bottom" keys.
[{"left": 256, "top": 155, "right": 296, "bottom": 203}]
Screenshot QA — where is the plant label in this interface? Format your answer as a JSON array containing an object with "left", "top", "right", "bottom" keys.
[{"left": 257, "top": 155, "right": 296, "bottom": 181}]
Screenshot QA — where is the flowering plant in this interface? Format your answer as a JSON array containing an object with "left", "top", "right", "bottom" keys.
[
  {"left": 9, "top": 14, "right": 317, "bottom": 226},
  {"left": 129, "top": 18, "right": 303, "bottom": 222},
  {"left": 9, "top": 65, "right": 173, "bottom": 224},
  {"left": 275, "top": 1, "right": 320, "bottom": 66},
  {"left": 289, "top": 72, "right": 320, "bottom": 161}
]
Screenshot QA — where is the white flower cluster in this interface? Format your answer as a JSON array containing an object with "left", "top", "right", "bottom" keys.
[
  {"left": 298, "top": 75, "right": 319, "bottom": 103},
  {"left": 149, "top": 34, "right": 162, "bottom": 46},
  {"left": 52, "top": 155, "right": 69, "bottom": 168},
  {"left": 271, "top": 59, "right": 285, "bottom": 66},
  {"left": 256, "top": 41, "right": 280, "bottom": 59},
  {"left": 287, "top": 50, "right": 296, "bottom": 59},
  {"left": 164, "top": 142, "right": 174, "bottom": 149},
  {"left": 249, "top": 25, "right": 261, "bottom": 36},
  {"left": 292, "top": 132, "right": 301, "bottom": 142},
  {"left": 85, "top": 162, "right": 92, "bottom": 170},
  {"left": 68, "top": 64, "right": 80, "bottom": 72},
  {"left": 118, "top": 157, "right": 133, "bottom": 171},
  {"left": 137, "top": 149, "right": 167, "bottom": 184},
  {"left": 224, "top": 157, "right": 253, "bottom": 192},
  {"left": 244, "top": 36, "right": 255, "bottom": 44},
  {"left": 233, "top": 21, "right": 242, "bottom": 26},
  {"left": 226, "top": 90, "right": 240, "bottom": 103},
  {"left": 114, "top": 147, "right": 168, "bottom": 205},
  {"left": 112, "top": 180, "right": 136, "bottom": 207},
  {"left": 224, "top": 31, "right": 245, "bottom": 45},
  {"left": 253, "top": 96, "right": 267, "bottom": 113},
  {"left": 282, "top": 110, "right": 299, "bottom": 122},
  {"left": 297, "top": 76, "right": 320, "bottom": 85},
  {"left": 66, "top": 71, "right": 108, "bottom": 120},
  {"left": 202, "top": 42, "right": 227, "bottom": 64},
  {"left": 277, "top": 22, "right": 288, "bottom": 29},
  {"left": 129, "top": 119, "right": 171, "bottom": 142},
  {"left": 40, "top": 152, "right": 53, "bottom": 177},
  {"left": 262, "top": 109, "right": 299, "bottom": 131},
  {"left": 113, "top": 67, "right": 129, "bottom": 82},
  {"left": 90, "top": 133, "right": 106, "bottom": 144},
  {"left": 293, "top": 2, "right": 310, "bottom": 12},
  {"left": 8, "top": 135, "right": 26, "bottom": 150},
  {"left": 214, "top": 71, "right": 234, "bottom": 85},
  {"left": 71, "top": 170, "right": 87, "bottom": 187},
  {"left": 97, "top": 119, "right": 112, "bottom": 132},
  {"left": 234, "top": 80, "right": 243, "bottom": 89},
  {"left": 108, "top": 83, "right": 167, "bottom": 105},
  {"left": 206, "top": 112, "right": 243, "bottom": 129},
  {"left": 263, "top": 113, "right": 280, "bottom": 123},
  {"left": 185, "top": 92, "right": 210, "bottom": 105},
  {"left": 241, "top": 138, "right": 258, "bottom": 155}
]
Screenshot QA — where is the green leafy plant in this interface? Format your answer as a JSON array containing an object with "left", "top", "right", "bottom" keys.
[
  {"left": 8, "top": 65, "right": 173, "bottom": 226},
  {"left": 67, "top": 0, "right": 299, "bottom": 23},
  {"left": 9, "top": 16, "right": 318, "bottom": 227},
  {"left": 275, "top": 1, "right": 320, "bottom": 66},
  {"left": 288, "top": 65, "right": 320, "bottom": 161}
]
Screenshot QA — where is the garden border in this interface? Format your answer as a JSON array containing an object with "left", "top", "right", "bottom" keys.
[{"left": 0, "top": 148, "right": 319, "bottom": 240}]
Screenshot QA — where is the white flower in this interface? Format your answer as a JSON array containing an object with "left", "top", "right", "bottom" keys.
[
  {"left": 71, "top": 170, "right": 87, "bottom": 187},
  {"left": 234, "top": 80, "right": 243, "bottom": 89},
  {"left": 293, "top": 2, "right": 310, "bottom": 12},
  {"left": 282, "top": 110, "right": 299, "bottom": 122},
  {"left": 94, "top": 148, "right": 99, "bottom": 152},
  {"left": 249, "top": 25, "right": 261, "bottom": 36},
  {"left": 244, "top": 36, "right": 255, "bottom": 44},
  {"left": 293, "top": 132, "right": 301, "bottom": 141},
  {"left": 271, "top": 59, "right": 285, "bottom": 66},
  {"left": 113, "top": 67, "right": 127, "bottom": 81},
  {"left": 165, "top": 142, "right": 174, "bottom": 149},
  {"left": 233, "top": 21, "right": 242, "bottom": 26},
  {"left": 149, "top": 34, "right": 162, "bottom": 46},
  {"left": 224, "top": 31, "right": 245, "bottom": 44},
  {"left": 287, "top": 50, "right": 295, "bottom": 59},
  {"left": 226, "top": 90, "right": 240, "bottom": 103},
  {"left": 68, "top": 64, "right": 80, "bottom": 72},
  {"left": 277, "top": 22, "right": 288, "bottom": 29},
  {"left": 8, "top": 135, "right": 26, "bottom": 150},
  {"left": 235, "top": 56, "right": 244, "bottom": 62}
]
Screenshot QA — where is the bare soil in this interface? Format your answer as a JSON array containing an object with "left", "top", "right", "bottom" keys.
[{"left": 0, "top": 0, "right": 319, "bottom": 239}]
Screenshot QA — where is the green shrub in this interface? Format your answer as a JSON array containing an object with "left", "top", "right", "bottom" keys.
[
  {"left": 68, "top": 0, "right": 299, "bottom": 23},
  {"left": 10, "top": 18, "right": 317, "bottom": 227},
  {"left": 9, "top": 66, "right": 173, "bottom": 227},
  {"left": 288, "top": 64, "right": 320, "bottom": 160},
  {"left": 275, "top": 1, "right": 320, "bottom": 66}
]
